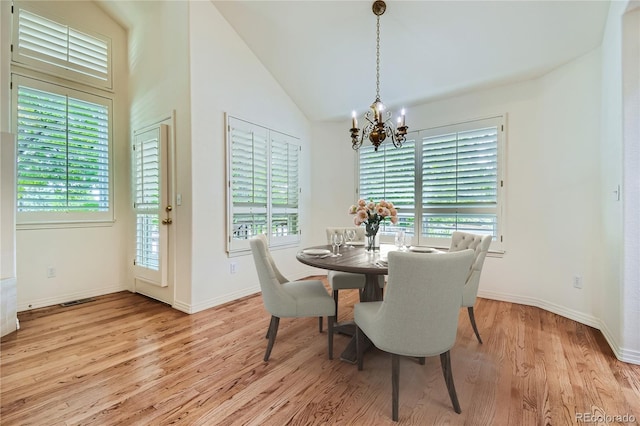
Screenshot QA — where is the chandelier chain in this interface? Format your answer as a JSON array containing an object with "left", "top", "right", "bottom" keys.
[{"left": 376, "top": 14, "right": 380, "bottom": 100}]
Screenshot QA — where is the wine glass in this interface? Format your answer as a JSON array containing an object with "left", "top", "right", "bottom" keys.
[
  {"left": 394, "top": 230, "right": 405, "bottom": 251},
  {"left": 332, "top": 233, "right": 344, "bottom": 256},
  {"left": 345, "top": 229, "right": 356, "bottom": 248}
]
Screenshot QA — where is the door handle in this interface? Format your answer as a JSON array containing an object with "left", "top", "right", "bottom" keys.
[{"left": 162, "top": 218, "right": 173, "bottom": 225}]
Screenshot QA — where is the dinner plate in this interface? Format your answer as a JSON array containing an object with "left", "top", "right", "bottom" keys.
[
  {"left": 409, "top": 246, "right": 437, "bottom": 253},
  {"left": 347, "top": 241, "right": 365, "bottom": 246},
  {"left": 377, "top": 258, "right": 388, "bottom": 266},
  {"left": 302, "top": 248, "right": 331, "bottom": 256}
]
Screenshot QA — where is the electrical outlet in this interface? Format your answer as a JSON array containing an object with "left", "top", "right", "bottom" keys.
[
  {"left": 47, "top": 267, "right": 56, "bottom": 278},
  {"left": 230, "top": 262, "right": 238, "bottom": 274},
  {"left": 573, "top": 275, "right": 583, "bottom": 289}
]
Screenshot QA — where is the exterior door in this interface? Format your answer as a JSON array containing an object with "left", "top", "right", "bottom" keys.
[{"left": 132, "top": 122, "right": 173, "bottom": 303}]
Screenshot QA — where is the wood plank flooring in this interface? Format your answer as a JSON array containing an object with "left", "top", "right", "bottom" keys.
[{"left": 2, "top": 278, "right": 639, "bottom": 425}]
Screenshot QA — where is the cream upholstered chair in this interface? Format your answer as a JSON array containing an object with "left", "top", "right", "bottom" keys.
[
  {"left": 448, "top": 231, "right": 492, "bottom": 344},
  {"left": 354, "top": 249, "right": 474, "bottom": 421},
  {"left": 325, "top": 227, "right": 384, "bottom": 319},
  {"left": 249, "top": 235, "right": 335, "bottom": 361}
]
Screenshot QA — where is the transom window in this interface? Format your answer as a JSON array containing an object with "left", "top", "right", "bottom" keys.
[{"left": 13, "top": 6, "right": 112, "bottom": 89}]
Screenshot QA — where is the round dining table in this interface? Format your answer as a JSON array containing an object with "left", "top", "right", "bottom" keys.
[{"left": 296, "top": 244, "right": 388, "bottom": 363}]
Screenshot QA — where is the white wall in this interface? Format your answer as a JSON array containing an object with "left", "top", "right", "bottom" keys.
[
  {"left": 186, "top": 1, "right": 313, "bottom": 312},
  {"left": 599, "top": 0, "right": 626, "bottom": 362},
  {"left": 5, "top": 1, "right": 130, "bottom": 311},
  {"left": 620, "top": 5, "right": 640, "bottom": 362}
]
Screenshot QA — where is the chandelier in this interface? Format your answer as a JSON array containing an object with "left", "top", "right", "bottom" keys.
[{"left": 350, "top": 0, "right": 408, "bottom": 152}]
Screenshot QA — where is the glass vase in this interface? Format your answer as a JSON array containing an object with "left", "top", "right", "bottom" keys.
[{"left": 365, "top": 231, "right": 380, "bottom": 252}]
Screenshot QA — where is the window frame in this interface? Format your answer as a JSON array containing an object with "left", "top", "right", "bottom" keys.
[
  {"left": 226, "top": 114, "right": 301, "bottom": 255},
  {"left": 11, "top": 74, "right": 114, "bottom": 227},
  {"left": 357, "top": 115, "right": 505, "bottom": 252}
]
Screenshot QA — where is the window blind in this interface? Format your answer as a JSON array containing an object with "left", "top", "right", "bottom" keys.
[
  {"left": 422, "top": 126, "right": 498, "bottom": 237},
  {"left": 15, "top": 8, "right": 111, "bottom": 87},
  {"left": 134, "top": 133, "right": 160, "bottom": 271},
  {"left": 358, "top": 139, "right": 415, "bottom": 233},
  {"left": 16, "top": 84, "right": 110, "bottom": 214},
  {"left": 229, "top": 119, "right": 268, "bottom": 245},
  {"left": 270, "top": 132, "right": 299, "bottom": 245}
]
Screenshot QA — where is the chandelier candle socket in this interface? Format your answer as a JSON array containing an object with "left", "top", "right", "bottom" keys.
[{"left": 350, "top": 0, "right": 408, "bottom": 151}]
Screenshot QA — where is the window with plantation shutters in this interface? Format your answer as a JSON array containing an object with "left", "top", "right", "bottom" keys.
[
  {"left": 422, "top": 124, "right": 499, "bottom": 239},
  {"left": 358, "top": 116, "right": 504, "bottom": 250},
  {"left": 13, "top": 7, "right": 112, "bottom": 89},
  {"left": 13, "top": 76, "right": 112, "bottom": 224},
  {"left": 227, "top": 116, "right": 300, "bottom": 253}
]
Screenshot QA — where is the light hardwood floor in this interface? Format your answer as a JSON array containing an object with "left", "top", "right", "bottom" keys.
[{"left": 1, "top": 278, "right": 639, "bottom": 425}]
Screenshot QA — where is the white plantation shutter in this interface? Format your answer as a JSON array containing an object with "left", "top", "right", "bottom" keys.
[
  {"left": 134, "top": 134, "right": 160, "bottom": 271},
  {"left": 422, "top": 124, "right": 499, "bottom": 238},
  {"left": 270, "top": 132, "right": 300, "bottom": 246},
  {"left": 358, "top": 139, "right": 415, "bottom": 235},
  {"left": 14, "top": 8, "right": 111, "bottom": 88},
  {"left": 358, "top": 116, "right": 504, "bottom": 250},
  {"left": 227, "top": 116, "right": 301, "bottom": 253},
  {"left": 228, "top": 118, "right": 268, "bottom": 252},
  {"left": 14, "top": 76, "right": 112, "bottom": 224}
]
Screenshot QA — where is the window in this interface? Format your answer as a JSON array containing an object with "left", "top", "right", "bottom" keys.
[
  {"left": 358, "top": 116, "right": 504, "bottom": 251},
  {"left": 13, "top": 75, "right": 112, "bottom": 224},
  {"left": 226, "top": 116, "right": 300, "bottom": 253},
  {"left": 13, "top": 6, "right": 112, "bottom": 89}
]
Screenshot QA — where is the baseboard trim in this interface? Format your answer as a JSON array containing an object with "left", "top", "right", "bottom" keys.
[
  {"left": 174, "top": 285, "right": 261, "bottom": 314},
  {"left": 478, "top": 289, "right": 639, "bottom": 365},
  {"left": 17, "top": 284, "right": 130, "bottom": 312}
]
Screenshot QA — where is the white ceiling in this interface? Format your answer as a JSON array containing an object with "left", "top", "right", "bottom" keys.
[{"left": 212, "top": 0, "right": 611, "bottom": 122}]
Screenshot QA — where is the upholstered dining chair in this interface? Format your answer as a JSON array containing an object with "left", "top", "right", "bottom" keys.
[
  {"left": 354, "top": 249, "right": 474, "bottom": 422},
  {"left": 249, "top": 235, "right": 336, "bottom": 361},
  {"left": 325, "top": 227, "right": 384, "bottom": 319},
  {"left": 448, "top": 231, "right": 492, "bottom": 344}
]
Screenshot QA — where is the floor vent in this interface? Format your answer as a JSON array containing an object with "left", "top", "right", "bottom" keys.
[{"left": 60, "top": 298, "right": 95, "bottom": 307}]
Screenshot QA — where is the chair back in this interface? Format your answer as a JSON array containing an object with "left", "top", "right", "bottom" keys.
[
  {"left": 249, "top": 235, "right": 295, "bottom": 316},
  {"left": 369, "top": 249, "right": 474, "bottom": 357},
  {"left": 448, "top": 232, "right": 492, "bottom": 306},
  {"left": 325, "top": 227, "right": 365, "bottom": 244}
]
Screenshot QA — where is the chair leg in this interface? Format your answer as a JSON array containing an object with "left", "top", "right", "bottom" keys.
[
  {"left": 467, "top": 306, "right": 483, "bottom": 344},
  {"left": 356, "top": 326, "right": 364, "bottom": 371},
  {"left": 319, "top": 316, "right": 323, "bottom": 333},
  {"left": 333, "top": 290, "right": 339, "bottom": 320},
  {"left": 418, "top": 357, "right": 425, "bottom": 365},
  {"left": 392, "top": 353, "right": 400, "bottom": 421},
  {"left": 327, "top": 315, "right": 335, "bottom": 359},
  {"left": 264, "top": 316, "right": 280, "bottom": 362},
  {"left": 440, "top": 351, "right": 461, "bottom": 414}
]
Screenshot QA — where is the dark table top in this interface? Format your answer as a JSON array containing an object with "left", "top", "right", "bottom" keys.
[{"left": 295, "top": 244, "right": 388, "bottom": 275}]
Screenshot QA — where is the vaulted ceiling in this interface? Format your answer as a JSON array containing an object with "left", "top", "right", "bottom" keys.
[
  {"left": 97, "top": 1, "right": 611, "bottom": 123},
  {"left": 212, "top": 1, "right": 610, "bottom": 122}
]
